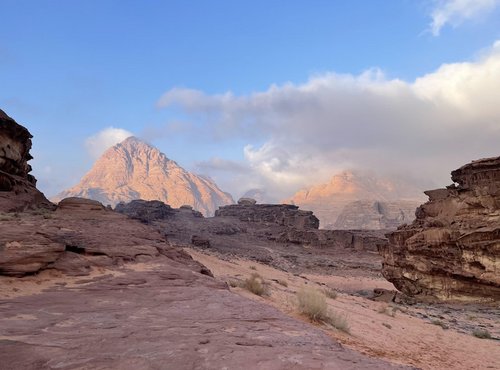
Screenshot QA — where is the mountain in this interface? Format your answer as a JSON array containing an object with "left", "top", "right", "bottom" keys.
[
  {"left": 53, "top": 137, "right": 234, "bottom": 215},
  {"left": 283, "top": 171, "right": 425, "bottom": 229}
]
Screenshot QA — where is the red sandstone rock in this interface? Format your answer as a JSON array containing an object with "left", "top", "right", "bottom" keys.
[
  {"left": 381, "top": 156, "right": 500, "bottom": 302},
  {"left": 0, "top": 109, "right": 53, "bottom": 212}
]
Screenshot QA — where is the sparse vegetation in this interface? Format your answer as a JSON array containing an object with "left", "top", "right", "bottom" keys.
[
  {"left": 242, "top": 273, "right": 268, "bottom": 296},
  {"left": 296, "top": 288, "right": 350, "bottom": 333},
  {"left": 472, "top": 328, "right": 492, "bottom": 339},
  {"left": 0, "top": 212, "right": 19, "bottom": 221},
  {"left": 228, "top": 280, "right": 239, "bottom": 288},
  {"left": 431, "top": 319, "right": 449, "bottom": 330},
  {"left": 377, "top": 304, "right": 396, "bottom": 317},
  {"left": 249, "top": 265, "right": 257, "bottom": 270},
  {"left": 323, "top": 288, "right": 338, "bottom": 299}
]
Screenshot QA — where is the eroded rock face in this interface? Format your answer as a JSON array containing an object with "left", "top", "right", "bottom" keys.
[
  {"left": 215, "top": 203, "right": 320, "bottom": 229},
  {"left": 117, "top": 199, "right": 388, "bottom": 274},
  {"left": 380, "top": 156, "right": 500, "bottom": 302},
  {"left": 0, "top": 109, "right": 52, "bottom": 212},
  {"left": 53, "top": 136, "right": 234, "bottom": 215}
]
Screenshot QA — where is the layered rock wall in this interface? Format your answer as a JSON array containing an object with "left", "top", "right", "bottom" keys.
[
  {"left": 0, "top": 109, "right": 52, "bottom": 212},
  {"left": 380, "top": 157, "right": 500, "bottom": 302},
  {"left": 215, "top": 202, "right": 320, "bottom": 229}
]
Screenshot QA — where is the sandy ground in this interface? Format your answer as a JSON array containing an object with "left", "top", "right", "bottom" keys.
[{"left": 187, "top": 248, "right": 500, "bottom": 370}]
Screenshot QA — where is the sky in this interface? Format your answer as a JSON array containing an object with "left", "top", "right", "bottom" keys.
[{"left": 1, "top": 0, "right": 500, "bottom": 201}]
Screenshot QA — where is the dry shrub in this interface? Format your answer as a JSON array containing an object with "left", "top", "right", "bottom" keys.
[
  {"left": 377, "top": 303, "right": 396, "bottom": 317},
  {"left": 323, "top": 288, "right": 338, "bottom": 299},
  {"left": 472, "top": 328, "right": 492, "bottom": 339},
  {"left": 296, "top": 288, "right": 350, "bottom": 333},
  {"left": 242, "top": 273, "right": 268, "bottom": 296}
]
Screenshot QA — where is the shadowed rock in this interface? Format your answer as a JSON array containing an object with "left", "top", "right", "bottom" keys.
[
  {"left": 380, "top": 156, "right": 500, "bottom": 302},
  {"left": 0, "top": 109, "right": 53, "bottom": 212}
]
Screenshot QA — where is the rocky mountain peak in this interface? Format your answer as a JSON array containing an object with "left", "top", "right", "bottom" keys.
[{"left": 53, "top": 137, "right": 234, "bottom": 215}]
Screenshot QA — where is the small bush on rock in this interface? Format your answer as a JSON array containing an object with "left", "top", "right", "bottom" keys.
[
  {"left": 296, "top": 288, "right": 350, "bottom": 333},
  {"left": 242, "top": 273, "right": 268, "bottom": 296},
  {"left": 472, "top": 328, "right": 492, "bottom": 339}
]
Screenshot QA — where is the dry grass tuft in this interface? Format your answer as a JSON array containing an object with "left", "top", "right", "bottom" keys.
[
  {"left": 242, "top": 273, "right": 268, "bottom": 296},
  {"left": 296, "top": 288, "right": 350, "bottom": 333},
  {"left": 323, "top": 288, "right": 338, "bottom": 299}
]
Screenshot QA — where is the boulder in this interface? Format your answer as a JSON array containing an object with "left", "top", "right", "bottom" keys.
[
  {"left": 380, "top": 156, "right": 500, "bottom": 302},
  {"left": 237, "top": 197, "right": 257, "bottom": 206}
]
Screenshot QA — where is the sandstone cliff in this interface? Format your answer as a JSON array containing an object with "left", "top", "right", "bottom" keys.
[
  {"left": 284, "top": 171, "right": 423, "bottom": 230},
  {"left": 53, "top": 136, "right": 234, "bottom": 215},
  {"left": 0, "top": 109, "right": 53, "bottom": 212},
  {"left": 380, "top": 156, "right": 500, "bottom": 302}
]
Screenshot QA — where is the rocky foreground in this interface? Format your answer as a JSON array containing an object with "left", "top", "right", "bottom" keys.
[
  {"left": 381, "top": 157, "right": 500, "bottom": 302},
  {"left": 0, "top": 111, "right": 409, "bottom": 369}
]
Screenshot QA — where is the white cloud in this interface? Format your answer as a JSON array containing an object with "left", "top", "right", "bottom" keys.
[
  {"left": 85, "top": 127, "right": 133, "bottom": 159},
  {"left": 429, "top": 0, "right": 499, "bottom": 36},
  {"left": 159, "top": 41, "right": 500, "bottom": 200}
]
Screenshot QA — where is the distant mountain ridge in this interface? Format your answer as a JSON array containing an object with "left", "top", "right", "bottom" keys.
[
  {"left": 53, "top": 137, "right": 234, "bottom": 215},
  {"left": 283, "top": 171, "right": 425, "bottom": 229}
]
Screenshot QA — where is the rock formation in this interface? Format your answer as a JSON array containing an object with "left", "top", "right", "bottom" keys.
[
  {"left": 53, "top": 136, "right": 233, "bottom": 215},
  {"left": 0, "top": 109, "right": 53, "bottom": 212},
  {"left": 216, "top": 201, "right": 320, "bottom": 229},
  {"left": 284, "top": 171, "right": 423, "bottom": 229},
  {"left": 117, "top": 199, "right": 388, "bottom": 274},
  {"left": 0, "top": 113, "right": 407, "bottom": 369},
  {"left": 380, "top": 156, "right": 500, "bottom": 302}
]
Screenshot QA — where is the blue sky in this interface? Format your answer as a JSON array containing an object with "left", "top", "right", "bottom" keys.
[{"left": 1, "top": 0, "right": 500, "bottom": 199}]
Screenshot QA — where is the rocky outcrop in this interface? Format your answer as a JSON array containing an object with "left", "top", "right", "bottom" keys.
[
  {"left": 53, "top": 136, "right": 234, "bottom": 215},
  {"left": 116, "top": 199, "right": 387, "bottom": 274},
  {"left": 0, "top": 109, "right": 52, "bottom": 212},
  {"left": 115, "top": 199, "right": 203, "bottom": 223},
  {"left": 215, "top": 202, "right": 320, "bottom": 229},
  {"left": 380, "top": 156, "right": 500, "bottom": 302}
]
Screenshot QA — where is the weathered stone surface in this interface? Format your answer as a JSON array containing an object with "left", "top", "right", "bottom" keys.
[
  {"left": 0, "top": 197, "right": 404, "bottom": 369},
  {"left": 0, "top": 109, "right": 53, "bottom": 212},
  {"left": 53, "top": 136, "right": 233, "bottom": 215},
  {"left": 381, "top": 156, "right": 500, "bottom": 302},
  {"left": 215, "top": 203, "right": 320, "bottom": 229},
  {"left": 0, "top": 266, "right": 407, "bottom": 370}
]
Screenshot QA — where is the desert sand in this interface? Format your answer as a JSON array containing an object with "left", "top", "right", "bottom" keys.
[{"left": 187, "top": 248, "right": 500, "bottom": 370}]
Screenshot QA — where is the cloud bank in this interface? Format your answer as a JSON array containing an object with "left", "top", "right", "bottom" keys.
[
  {"left": 85, "top": 127, "right": 133, "bottom": 159},
  {"left": 159, "top": 41, "right": 500, "bottom": 200},
  {"left": 429, "top": 0, "right": 500, "bottom": 36}
]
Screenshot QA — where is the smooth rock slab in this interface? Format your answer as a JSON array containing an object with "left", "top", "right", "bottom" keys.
[{"left": 0, "top": 265, "right": 409, "bottom": 370}]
